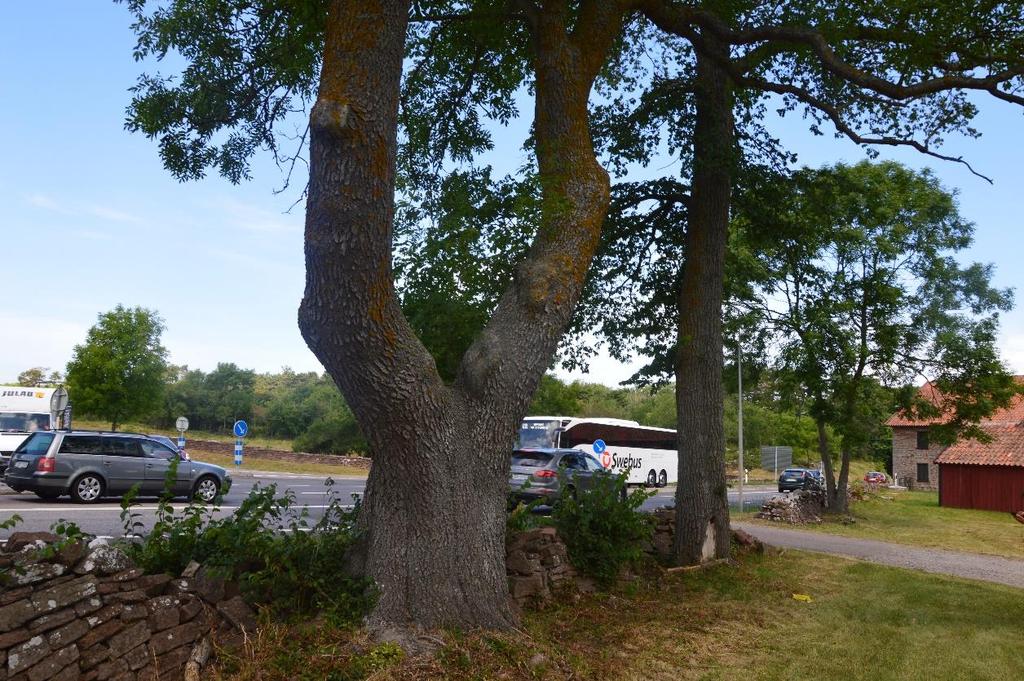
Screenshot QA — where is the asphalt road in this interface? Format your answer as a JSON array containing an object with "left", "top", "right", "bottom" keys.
[
  {"left": 0, "top": 473, "right": 779, "bottom": 538},
  {"left": 734, "top": 522, "right": 1024, "bottom": 590}
]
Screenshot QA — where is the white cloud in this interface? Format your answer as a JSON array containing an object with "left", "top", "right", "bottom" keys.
[
  {"left": 25, "top": 193, "right": 142, "bottom": 225},
  {"left": 72, "top": 229, "right": 113, "bottom": 241},
  {"left": 213, "top": 197, "right": 303, "bottom": 235},
  {"left": 86, "top": 205, "right": 142, "bottom": 224}
]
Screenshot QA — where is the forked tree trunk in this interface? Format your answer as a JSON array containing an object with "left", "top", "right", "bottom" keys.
[
  {"left": 672, "top": 37, "right": 734, "bottom": 565},
  {"left": 298, "top": 0, "right": 618, "bottom": 632}
]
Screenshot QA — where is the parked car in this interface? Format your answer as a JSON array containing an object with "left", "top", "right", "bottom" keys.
[
  {"left": 806, "top": 469, "right": 825, "bottom": 489},
  {"left": 864, "top": 471, "right": 888, "bottom": 485},
  {"left": 148, "top": 434, "right": 189, "bottom": 460},
  {"left": 778, "top": 467, "right": 817, "bottom": 493},
  {"left": 509, "top": 448, "right": 611, "bottom": 505},
  {"left": 4, "top": 430, "right": 231, "bottom": 503}
]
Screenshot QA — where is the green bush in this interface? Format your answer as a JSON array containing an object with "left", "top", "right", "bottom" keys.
[
  {"left": 551, "top": 472, "right": 653, "bottom": 587},
  {"left": 120, "top": 466, "right": 372, "bottom": 623},
  {"left": 292, "top": 411, "right": 367, "bottom": 454}
]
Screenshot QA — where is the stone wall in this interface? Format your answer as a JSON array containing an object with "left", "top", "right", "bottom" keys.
[
  {"left": 892, "top": 427, "right": 943, "bottom": 491},
  {"left": 187, "top": 439, "right": 370, "bottom": 470},
  {"left": 0, "top": 534, "right": 253, "bottom": 681},
  {"left": 505, "top": 527, "right": 590, "bottom": 608}
]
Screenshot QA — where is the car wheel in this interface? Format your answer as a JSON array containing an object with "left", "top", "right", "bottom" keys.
[
  {"left": 70, "top": 474, "right": 105, "bottom": 504},
  {"left": 647, "top": 470, "right": 657, "bottom": 487},
  {"left": 33, "top": 490, "right": 61, "bottom": 500},
  {"left": 778, "top": 486, "right": 784, "bottom": 493},
  {"left": 192, "top": 476, "right": 220, "bottom": 503},
  {"left": 658, "top": 470, "right": 668, "bottom": 487}
]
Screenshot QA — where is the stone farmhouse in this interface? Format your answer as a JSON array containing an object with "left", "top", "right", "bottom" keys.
[{"left": 887, "top": 379, "right": 1024, "bottom": 513}]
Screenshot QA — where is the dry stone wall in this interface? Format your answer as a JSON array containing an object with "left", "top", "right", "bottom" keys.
[
  {"left": 505, "top": 527, "right": 591, "bottom": 608},
  {"left": 0, "top": 534, "right": 254, "bottom": 681}
]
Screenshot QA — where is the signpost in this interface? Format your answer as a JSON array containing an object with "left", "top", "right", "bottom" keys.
[
  {"left": 593, "top": 438, "right": 611, "bottom": 468},
  {"left": 49, "top": 387, "right": 69, "bottom": 430},
  {"left": 175, "top": 416, "right": 189, "bottom": 451},
  {"left": 233, "top": 420, "right": 248, "bottom": 466}
]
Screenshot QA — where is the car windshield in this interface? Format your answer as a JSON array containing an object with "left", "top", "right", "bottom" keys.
[
  {"left": 13, "top": 432, "right": 55, "bottom": 455},
  {"left": 0, "top": 412, "right": 49, "bottom": 433},
  {"left": 518, "top": 420, "right": 560, "bottom": 449},
  {"left": 511, "top": 452, "right": 554, "bottom": 468},
  {"left": 783, "top": 469, "right": 804, "bottom": 476}
]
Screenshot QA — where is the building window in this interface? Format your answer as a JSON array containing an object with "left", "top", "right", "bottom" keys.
[
  {"left": 917, "top": 463, "right": 929, "bottom": 483},
  {"left": 916, "top": 431, "right": 929, "bottom": 450}
]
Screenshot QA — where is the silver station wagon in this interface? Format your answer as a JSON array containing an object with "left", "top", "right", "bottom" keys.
[{"left": 4, "top": 431, "right": 231, "bottom": 503}]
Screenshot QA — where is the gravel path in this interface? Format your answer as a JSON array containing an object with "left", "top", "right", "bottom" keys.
[{"left": 733, "top": 521, "right": 1024, "bottom": 590}]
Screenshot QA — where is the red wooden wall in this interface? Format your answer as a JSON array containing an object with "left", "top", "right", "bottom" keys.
[{"left": 939, "top": 464, "right": 1024, "bottom": 512}]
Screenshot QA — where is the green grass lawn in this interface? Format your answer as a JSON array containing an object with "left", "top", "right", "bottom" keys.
[
  {"left": 739, "top": 489, "right": 1024, "bottom": 559},
  {"left": 72, "top": 418, "right": 296, "bottom": 450},
  {"left": 729, "top": 459, "right": 880, "bottom": 486},
  {"left": 186, "top": 447, "right": 368, "bottom": 477},
  {"left": 71, "top": 418, "right": 369, "bottom": 477},
  {"left": 215, "top": 550, "right": 1024, "bottom": 681}
]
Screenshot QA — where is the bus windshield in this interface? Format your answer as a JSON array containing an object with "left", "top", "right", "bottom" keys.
[
  {"left": 518, "top": 419, "right": 560, "bottom": 449},
  {"left": 0, "top": 412, "right": 49, "bottom": 433}
]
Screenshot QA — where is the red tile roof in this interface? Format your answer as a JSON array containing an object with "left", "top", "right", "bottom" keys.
[
  {"left": 885, "top": 381, "right": 947, "bottom": 427},
  {"left": 936, "top": 425, "right": 1024, "bottom": 467},
  {"left": 890, "top": 378, "right": 1024, "bottom": 467}
]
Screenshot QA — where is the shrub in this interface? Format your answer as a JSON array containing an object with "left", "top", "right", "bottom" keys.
[
  {"left": 120, "top": 467, "right": 373, "bottom": 623},
  {"left": 551, "top": 472, "right": 653, "bottom": 587}
]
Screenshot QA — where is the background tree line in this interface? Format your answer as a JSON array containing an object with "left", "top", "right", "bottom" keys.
[{"left": 15, "top": 350, "right": 871, "bottom": 465}]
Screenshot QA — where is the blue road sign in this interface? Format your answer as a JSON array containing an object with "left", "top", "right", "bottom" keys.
[
  {"left": 593, "top": 439, "right": 607, "bottom": 455},
  {"left": 233, "top": 420, "right": 249, "bottom": 438},
  {"left": 234, "top": 439, "right": 243, "bottom": 466}
]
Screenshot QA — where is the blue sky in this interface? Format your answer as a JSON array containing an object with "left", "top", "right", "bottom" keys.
[{"left": 1, "top": 2, "right": 1021, "bottom": 385}]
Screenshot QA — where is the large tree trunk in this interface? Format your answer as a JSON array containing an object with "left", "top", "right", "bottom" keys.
[
  {"left": 298, "top": 0, "right": 619, "bottom": 633},
  {"left": 817, "top": 418, "right": 837, "bottom": 504},
  {"left": 834, "top": 447, "right": 852, "bottom": 513},
  {"left": 672, "top": 37, "right": 734, "bottom": 565}
]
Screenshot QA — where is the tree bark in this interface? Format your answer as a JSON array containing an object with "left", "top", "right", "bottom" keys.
[
  {"left": 817, "top": 417, "right": 837, "bottom": 504},
  {"left": 672, "top": 36, "right": 734, "bottom": 565},
  {"left": 298, "top": 0, "right": 618, "bottom": 632}
]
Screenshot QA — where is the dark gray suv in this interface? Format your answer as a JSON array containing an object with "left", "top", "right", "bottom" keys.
[{"left": 4, "top": 431, "right": 231, "bottom": 503}]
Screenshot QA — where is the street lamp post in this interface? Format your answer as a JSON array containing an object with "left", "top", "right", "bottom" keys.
[{"left": 737, "top": 338, "right": 744, "bottom": 513}]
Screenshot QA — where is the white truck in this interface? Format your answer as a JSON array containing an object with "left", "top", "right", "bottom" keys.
[{"left": 0, "top": 386, "right": 65, "bottom": 474}]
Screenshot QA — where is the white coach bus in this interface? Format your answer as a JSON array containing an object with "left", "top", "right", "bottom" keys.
[{"left": 518, "top": 416, "right": 678, "bottom": 487}]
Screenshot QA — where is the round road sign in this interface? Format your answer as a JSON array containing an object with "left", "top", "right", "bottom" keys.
[
  {"left": 592, "top": 438, "right": 607, "bottom": 455},
  {"left": 49, "top": 387, "right": 69, "bottom": 414},
  {"left": 175, "top": 416, "right": 190, "bottom": 432},
  {"left": 233, "top": 420, "right": 249, "bottom": 438}
]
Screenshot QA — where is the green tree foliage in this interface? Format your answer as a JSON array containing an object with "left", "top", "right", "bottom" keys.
[
  {"left": 738, "top": 161, "right": 1020, "bottom": 511},
  {"left": 527, "top": 375, "right": 582, "bottom": 417},
  {"left": 65, "top": 305, "right": 168, "bottom": 431},
  {"left": 159, "top": 365, "right": 368, "bottom": 453},
  {"left": 16, "top": 368, "right": 47, "bottom": 387}
]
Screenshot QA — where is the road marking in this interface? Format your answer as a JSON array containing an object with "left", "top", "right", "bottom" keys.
[{"left": 0, "top": 503, "right": 349, "bottom": 513}]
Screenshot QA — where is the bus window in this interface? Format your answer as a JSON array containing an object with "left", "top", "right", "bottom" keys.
[{"left": 518, "top": 420, "right": 560, "bottom": 448}]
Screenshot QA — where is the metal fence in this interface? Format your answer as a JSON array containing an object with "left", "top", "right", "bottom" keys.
[{"left": 760, "top": 446, "right": 793, "bottom": 475}]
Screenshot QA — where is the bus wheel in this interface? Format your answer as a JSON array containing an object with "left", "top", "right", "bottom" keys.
[
  {"left": 646, "top": 470, "right": 657, "bottom": 487},
  {"left": 658, "top": 470, "right": 668, "bottom": 487}
]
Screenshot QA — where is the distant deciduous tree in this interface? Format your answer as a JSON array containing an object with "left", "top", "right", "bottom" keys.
[
  {"left": 65, "top": 305, "right": 168, "bottom": 431},
  {"left": 738, "top": 161, "right": 1020, "bottom": 512},
  {"left": 16, "top": 367, "right": 48, "bottom": 387}
]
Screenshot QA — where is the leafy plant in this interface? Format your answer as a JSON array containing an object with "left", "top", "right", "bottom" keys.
[
  {"left": 119, "top": 471, "right": 372, "bottom": 623},
  {"left": 551, "top": 472, "right": 653, "bottom": 587}
]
